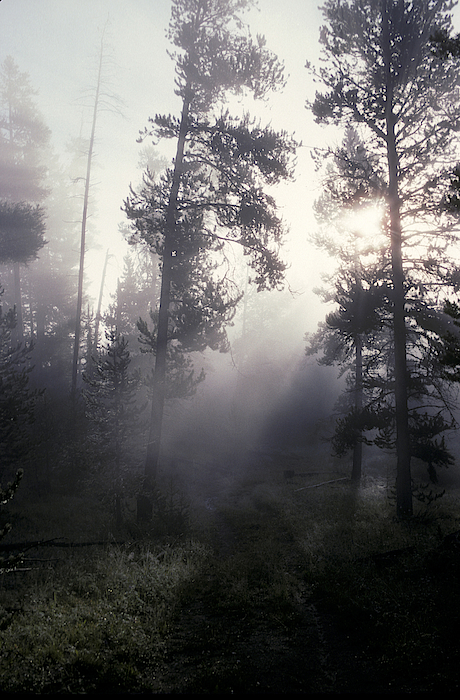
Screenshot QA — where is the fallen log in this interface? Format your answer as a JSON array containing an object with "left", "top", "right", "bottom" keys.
[{"left": 294, "top": 477, "right": 349, "bottom": 492}]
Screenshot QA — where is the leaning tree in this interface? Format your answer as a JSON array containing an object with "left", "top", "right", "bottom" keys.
[{"left": 124, "top": 0, "right": 297, "bottom": 484}]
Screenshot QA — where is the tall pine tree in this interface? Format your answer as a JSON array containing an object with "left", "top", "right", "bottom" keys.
[
  {"left": 124, "top": 0, "right": 297, "bottom": 484},
  {"left": 308, "top": 0, "right": 460, "bottom": 516}
]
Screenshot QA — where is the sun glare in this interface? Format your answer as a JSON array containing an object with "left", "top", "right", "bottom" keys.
[{"left": 341, "top": 203, "right": 387, "bottom": 255}]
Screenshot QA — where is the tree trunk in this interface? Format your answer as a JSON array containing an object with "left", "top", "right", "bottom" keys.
[
  {"left": 13, "top": 261, "right": 23, "bottom": 343},
  {"left": 383, "top": 3, "right": 412, "bottom": 516},
  {"left": 351, "top": 333, "right": 363, "bottom": 483},
  {"left": 143, "top": 87, "right": 192, "bottom": 486},
  {"left": 71, "top": 39, "right": 103, "bottom": 403},
  {"left": 389, "top": 179, "right": 412, "bottom": 517},
  {"left": 94, "top": 247, "right": 109, "bottom": 349}
]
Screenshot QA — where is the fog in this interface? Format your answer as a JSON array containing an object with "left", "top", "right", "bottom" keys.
[
  {"left": 0, "top": 0, "right": 344, "bottom": 479},
  {"left": 3, "top": 0, "right": 460, "bottom": 505},
  {"left": 1, "top": 0, "right": 330, "bottom": 308},
  {"left": 6, "top": 3, "right": 460, "bottom": 692}
]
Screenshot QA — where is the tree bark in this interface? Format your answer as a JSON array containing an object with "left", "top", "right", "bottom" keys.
[
  {"left": 383, "top": 1, "right": 412, "bottom": 517},
  {"left": 71, "top": 38, "right": 103, "bottom": 403},
  {"left": 351, "top": 332, "right": 363, "bottom": 483},
  {"left": 143, "top": 86, "right": 192, "bottom": 485}
]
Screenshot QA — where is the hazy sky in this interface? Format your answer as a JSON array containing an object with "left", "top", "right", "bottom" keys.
[{"left": 3, "top": 0, "right": 460, "bottom": 340}]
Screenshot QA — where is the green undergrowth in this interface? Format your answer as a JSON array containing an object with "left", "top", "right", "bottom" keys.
[
  {"left": 0, "top": 541, "right": 211, "bottom": 693},
  {"left": 2, "top": 470, "right": 460, "bottom": 692},
  {"left": 203, "top": 477, "right": 460, "bottom": 692},
  {"left": 290, "top": 483, "right": 460, "bottom": 692}
]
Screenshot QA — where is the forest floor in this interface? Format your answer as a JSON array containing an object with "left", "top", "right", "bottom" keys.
[
  {"left": 149, "top": 502, "right": 383, "bottom": 694},
  {"left": 2, "top": 449, "right": 460, "bottom": 693},
  {"left": 145, "top": 498, "right": 448, "bottom": 695},
  {"left": 134, "top": 449, "right": 460, "bottom": 694}
]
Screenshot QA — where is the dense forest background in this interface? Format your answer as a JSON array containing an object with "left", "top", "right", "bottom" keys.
[{"left": 3, "top": 0, "right": 460, "bottom": 519}]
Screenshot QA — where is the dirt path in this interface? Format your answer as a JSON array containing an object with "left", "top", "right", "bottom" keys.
[
  {"left": 153, "top": 568, "right": 332, "bottom": 692},
  {"left": 145, "top": 493, "right": 386, "bottom": 694},
  {"left": 156, "top": 592, "right": 332, "bottom": 693},
  {"left": 149, "top": 454, "right": 405, "bottom": 694}
]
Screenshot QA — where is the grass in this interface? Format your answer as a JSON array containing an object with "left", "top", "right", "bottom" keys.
[
  {"left": 289, "top": 480, "right": 460, "bottom": 692},
  {"left": 0, "top": 541, "right": 211, "bottom": 692},
  {"left": 1, "top": 459, "right": 460, "bottom": 692}
]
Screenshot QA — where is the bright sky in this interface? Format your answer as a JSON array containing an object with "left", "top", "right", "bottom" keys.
[{"left": 2, "top": 0, "right": 459, "bottom": 343}]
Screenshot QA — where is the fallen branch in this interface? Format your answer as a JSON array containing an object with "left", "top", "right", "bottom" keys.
[
  {"left": 0, "top": 538, "right": 126, "bottom": 552},
  {"left": 294, "top": 477, "right": 349, "bottom": 492}
]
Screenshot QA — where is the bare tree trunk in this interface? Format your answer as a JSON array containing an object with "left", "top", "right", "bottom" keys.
[
  {"left": 71, "top": 38, "right": 104, "bottom": 403},
  {"left": 351, "top": 332, "right": 363, "bottom": 483},
  {"left": 94, "top": 248, "right": 110, "bottom": 349}
]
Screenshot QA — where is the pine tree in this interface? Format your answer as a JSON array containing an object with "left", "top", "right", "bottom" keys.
[
  {"left": 83, "top": 330, "right": 146, "bottom": 525},
  {"left": 308, "top": 0, "right": 460, "bottom": 516},
  {"left": 0, "top": 289, "right": 43, "bottom": 482},
  {"left": 0, "top": 56, "right": 50, "bottom": 341},
  {"left": 124, "top": 0, "right": 296, "bottom": 484},
  {"left": 307, "top": 128, "right": 390, "bottom": 482},
  {"left": 24, "top": 151, "right": 82, "bottom": 390}
]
